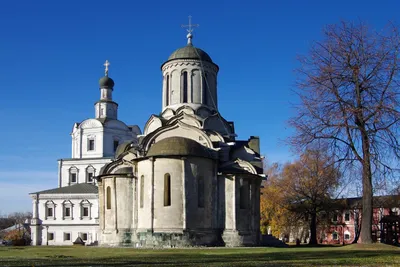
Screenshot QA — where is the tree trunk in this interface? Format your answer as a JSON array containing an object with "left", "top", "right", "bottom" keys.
[
  {"left": 352, "top": 210, "right": 361, "bottom": 244},
  {"left": 309, "top": 212, "right": 318, "bottom": 245},
  {"left": 360, "top": 131, "right": 373, "bottom": 244}
]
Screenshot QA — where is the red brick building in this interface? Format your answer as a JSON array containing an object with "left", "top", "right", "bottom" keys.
[{"left": 318, "top": 195, "right": 400, "bottom": 245}]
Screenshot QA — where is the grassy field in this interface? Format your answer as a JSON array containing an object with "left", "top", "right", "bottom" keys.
[{"left": 0, "top": 243, "right": 399, "bottom": 267}]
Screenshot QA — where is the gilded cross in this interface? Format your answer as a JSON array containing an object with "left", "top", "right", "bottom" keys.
[{"left": 104, "top": 60, "right": 110, "bottom": 76}]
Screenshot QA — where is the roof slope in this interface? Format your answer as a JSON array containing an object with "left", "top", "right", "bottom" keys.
[
  {"left": 147, "top": 137, "right": 216, "bottom": 159},
  {"left": 30, "top": 183, "right": 98, "bottom": 195},
  {"left": 167, "top": 45, "right": 213, "bottom": 63}
]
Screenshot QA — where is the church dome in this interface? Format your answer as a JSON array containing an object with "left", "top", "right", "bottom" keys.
[
  {"left": 147, "top": 137, "right": 215, "bottom": 159},
  {"left": 167, "top": 44, "right": 213, "bottom": 63},
  {"left": 99, "top": 76, "right": 115, "bottom": 89}
]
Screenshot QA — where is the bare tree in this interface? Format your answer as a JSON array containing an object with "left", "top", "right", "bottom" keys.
[{"left": 289, "top": 21, "right": 400, "bottom": 243}]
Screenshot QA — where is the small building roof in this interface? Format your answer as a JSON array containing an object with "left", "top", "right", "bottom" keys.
[{"left": 30, "top": 183, "right": 98, "bottom": 195}]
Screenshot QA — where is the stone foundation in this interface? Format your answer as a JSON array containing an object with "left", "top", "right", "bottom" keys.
[
  {"left": 100, "top": 229, "right": 224, "bottom": 248},
  {"left": 222, "top": 230, "right": 259, "bottom": 247}
]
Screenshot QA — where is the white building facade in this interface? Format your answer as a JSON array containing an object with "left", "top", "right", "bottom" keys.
[{"left": 30, "top": 66, "right": 140, "bottom": 246}]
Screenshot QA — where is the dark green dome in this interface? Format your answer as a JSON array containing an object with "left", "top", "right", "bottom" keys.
[
  {"left": 147, "top": 137, "right": 215, "bottom": 159},
  {"left": 99, "top": 76, "right": 114, "bottom": 89},
  {"left": 168, "top": 44, "right": 213, "bottom": 63}
]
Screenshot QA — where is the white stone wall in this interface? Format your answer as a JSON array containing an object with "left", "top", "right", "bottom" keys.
[
  {"left": 101, "top": 178, "right": 116, "bottom": 231},
  {"left": 37, "top": 195, "right": 98, "bottom": 224},
  {"left": 42, "top": 225, "right": 99, "bottom": 246},
  {"left": 153, "top": 158, "right": 184, "bottom": 231},
  {"left": 71, "top": 119, "right": 137, "bottom": 159},
  {"left": 137, "top": 159, "right": 154, "bottom": 231},
  {"left": 115, "top": 178, "right": 133, "bottom": 230},
  {"left": 102, "top": 127, "right": 136, "bottom": 158},
  {"left": 184, "top": 157, "right": 216, "bottom": 230},
  {"left": 59, "top": 158, "right": 111, "bottom": 187},
  {"left": 223, "top": 175, "right": 236, "bottom": 230},
  {"left": 32, "top": 194, "right": 99, "bottom": 246}
]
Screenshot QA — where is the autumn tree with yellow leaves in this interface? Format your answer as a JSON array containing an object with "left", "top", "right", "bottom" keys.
[{"left": 261, "top": 147, "right": 340, "bottom": 244}]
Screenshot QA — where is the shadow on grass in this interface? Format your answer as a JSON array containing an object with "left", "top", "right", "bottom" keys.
[{"left": 1, "top": 248, "right": 399, "bottom": 267}]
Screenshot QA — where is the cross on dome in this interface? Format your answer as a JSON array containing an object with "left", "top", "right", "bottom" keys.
[
  {"left": 103, "top": 60, "right": 110, "bottom": 76},
  {"left": 181, "top": 15, "right": 199, "bottom": 45}
]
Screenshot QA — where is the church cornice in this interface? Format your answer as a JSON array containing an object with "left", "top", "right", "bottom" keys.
[
  {"left": 57, "top": 157, "right": 113, "bottom": 162},
  {"left": 94, "top": 99, "right": 119, "bottom": 106},
  {"left": 32, "top": 194, "right": 98, "bottom": 200},
  {"left": 162, "top": 60, "right": 219, "bottom": 72}
]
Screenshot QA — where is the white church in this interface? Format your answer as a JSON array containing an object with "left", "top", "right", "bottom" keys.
[
  {"left": 29, "top": 21, "right": 264, "bottom": 247},
  {"left": 29, "top": 61, "right": 141, "bottom": 245}
]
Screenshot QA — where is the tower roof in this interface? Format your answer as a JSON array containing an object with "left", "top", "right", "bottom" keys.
[
  {"left": 167, "top": 44, "right": 213, "bottom": 63},
  {"left": 99, "top": 76, "right": 115, "bottom": 89}
]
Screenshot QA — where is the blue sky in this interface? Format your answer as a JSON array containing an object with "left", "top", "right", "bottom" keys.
[{"left": 0, "top": 0, "right": 399, "bottom": 214}]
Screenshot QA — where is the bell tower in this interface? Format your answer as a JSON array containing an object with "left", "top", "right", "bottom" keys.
[{"left": 95, "top": 60, "right": 118, "bottom": 120}]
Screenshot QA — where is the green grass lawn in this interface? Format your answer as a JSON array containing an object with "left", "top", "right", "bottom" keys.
[{"left": 0, "top": 243, "right": 399, "bottom": 267}]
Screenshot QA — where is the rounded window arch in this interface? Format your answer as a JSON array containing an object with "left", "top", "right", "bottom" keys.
[
  {"left": 140, "top": 175, "right": 144, "bottom": 208},
  {"left": 164, "top": 173, "right": 171, "bottom": 207},
  {"left": 69, "top": 166, "right": 78, "bottom": 184},
  {"left": 106, "top": 186, "right": 111, "bottom": 210},
  {"left": 181, "top": 71, "right": 188, "bottom": 103},
  {"left": 165, "top": 74, "right": 170, "bottom": 106},
  {"left": 86, "top": 165, "right": 95, "bottom": 183}
]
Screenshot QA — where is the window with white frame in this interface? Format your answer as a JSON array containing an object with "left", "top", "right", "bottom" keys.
[
  {"left": 332, "top": 231, "right": 339, "bottom": 240},
  {"left": 47, "top": 207, "right": 53, "bottom": 217},
  {"left": 80, "top": 200, "right": 91, "bottom": 219},
  {"left": 62, "top": 200, "right": 73, "bottom": 220},
  {"left": 45, "top": 200, "right": 56, "bottom": 219},
  {"left": 80, "top": 233, "right": 88, "bottom": 241},
  {"left": 87, "top": 136, "right": 95, "bottom": 151},
  {"left": 86, "top": 166, "right": 95, "bottom": 183},
  {"left": 344, "top": 231, "right": 351, "bottom": 240},
  {"left": 48, "top": 232, "right": 54, "bottom": 241},
  {"left": 69, "top": 167, "right": 78, "bottom": 184},
  {"left": 64, "top": 232, "right": 71, "bottom": 241},
  {"left": 344, "top": 211, "right": 350, "bottom": 222},
  {"left": 332, "top": 212, "right": 338, "bottom": 222}
]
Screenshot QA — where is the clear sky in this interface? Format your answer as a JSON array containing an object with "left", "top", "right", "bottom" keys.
[{"left": 0, "top": 0, "right": 399, "bottom": 214}]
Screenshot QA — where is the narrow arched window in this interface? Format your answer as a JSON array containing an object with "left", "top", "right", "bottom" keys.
[
  {"left": 181, "top": 71, "right": 188, "bottom": 103},
  {"left": 202, "top": 73, "right": 208, "bottom": 105},
  {"left": 106, "top": 186, "right": 111, "bottom": 210},
  {"left": 164, "top": 173, "right": 171, "bottom": 206},
  {"left": 166, "top": 75, "right": 170, "bottom": 106},
  {"left": 198, "top": 176, "right": 204, "bottom": 208},
  {"left": 140, "top": 175, "right": 144, "bottom": 208},
  {"left": 239, "top": 179, "right": 249, "bottom": 209}
]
